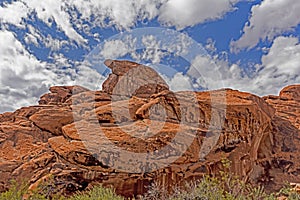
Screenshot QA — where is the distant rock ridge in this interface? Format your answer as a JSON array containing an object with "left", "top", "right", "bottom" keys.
[{"left": 0, "top": 60, "right": 299, "bottom": 198}]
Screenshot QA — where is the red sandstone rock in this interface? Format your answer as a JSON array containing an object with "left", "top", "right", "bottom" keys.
[
  {"left": 0, "top": 60, "right": 299, "bottom": 198},
  {"left": 29, "top": 107, "right": 74, "bottom": 136},
  {"left": 39, "top": 85, "right": 89, "bottom": 105},
  {"left": 102, "top": 59, "right": 169, "bottom": 98},
  {"left": 279, "top": 85, "right": 300, "bottom": 100},
  {"left": 264, "top": 85, "right": 300, "bottom": 129}
]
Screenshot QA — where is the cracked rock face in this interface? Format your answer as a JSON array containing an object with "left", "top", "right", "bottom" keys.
[{"left": 0, "top": 60, "right": 299, "bottom": 198}]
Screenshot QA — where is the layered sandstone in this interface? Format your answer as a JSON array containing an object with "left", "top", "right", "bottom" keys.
[{"left": 0, "top": 60, "right": 299, "bottom": 197}]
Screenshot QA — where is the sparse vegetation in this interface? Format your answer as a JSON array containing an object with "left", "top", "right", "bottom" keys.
[
  {"left": 1, "top": 179, "right": 299, "bottom": 200},
  {"left": 1, "top": 159, "right": 299, "bottom": 200},
  {"left": 67, "top": 185, "right": 124, "bottom": 200},
  {"left": 141, "top": 158, "right": 300, "bottom": 200}
]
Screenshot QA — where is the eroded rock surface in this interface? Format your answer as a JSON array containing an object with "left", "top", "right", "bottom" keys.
[
  {"left": 264, "top": 85, "right": 300, "bottom": 129},
  {"left": 0, "top": 60, "right": 299, "bottom": 197},
  {"left": 102, "top": 59, "right": 169, "bottom": 98}
]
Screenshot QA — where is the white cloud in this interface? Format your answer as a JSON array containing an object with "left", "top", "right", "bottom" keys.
[
  {"left": 0, "top": 0, "right": 87, "bottom": 44},
  {"left": 69, "top": 0, "right": 240, "bottom": 31},
  {"left": 188, "top": 54, "right": 250, "bottom": 91},
  {"left": 25, "top": 0, "right": 87, "bottom": 44},
  {"left": 193, "top": 36, "right": 300, "bottom": 96},
  {"left": 100, "top": 40, "right": 132, "bottom": 59},
  {"left": 162, "top": 32, "right": 192, "bottom": 56},
  {"left": 0, "top": 0, "right": 87, "bottom": 45},
  {"left": 138, "top": 35, "right": 166, "bottom": 64},
  {"left": 0, "top": 30, "right": 104, "bottom": 113},
  {"left": 98, "top": 31, "right": 193, "bottom": 64},
  {"left": 0, "top": 30, "right": 57, "bottom": 112},
  {"left": 167, "top": 72, "right": 193, "bottom": 91},
  {"left": 24, "top": 24, "right": 69, "bottom": 51},
  {"left": 69, "top": 0, "right": 165, "bottom": 30},
  {"left": 253, "top": 36, "right": 300, "bottom": 95},
  {"left": 75, "top": 64, "right": 106, "bottom": 91},
  {"left": 158, "top": 0, "right": 239, "bottom": 29},
  {"left": 0, "top": 1, "right": 29, "bottom": 27},
  {"left": 231, "top": 0, "right": 300, "bottom": 51},
  {"left": 1, "top": 0, "right": 241, "bottom": 46}
]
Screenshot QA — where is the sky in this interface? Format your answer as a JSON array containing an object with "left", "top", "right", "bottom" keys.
[{"left": 0, "top": 0, "right": 299, "bottom": 113}]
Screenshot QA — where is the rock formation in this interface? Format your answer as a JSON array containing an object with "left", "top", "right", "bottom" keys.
[
  {"left": 264, "top": 85, "right": 300, "bottom": 129},
  {"left": 102, "top": 59, "right": 169, "bottom": 98},
  {"left": 0, "top": 60, "right": 299, "bottom": 198}
]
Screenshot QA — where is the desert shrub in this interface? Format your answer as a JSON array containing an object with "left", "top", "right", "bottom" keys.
[
  {"left": 141, "top": 181, "right": 170, "bottom": 200},
  {"left": 276, "top": 183, "right": 300, "bottom": 200},
  {"left": 141, "top": 176, "right": 278, "bottom": 200},
  {"left": 0, "top": 179, "right": 62, "bottom": 200},
  {"left": 169, "top": 176, "right": 226, "bottom": 200},
  {"left": 0, "top": 180, "right": 27, "bottom": 200},
  {"left": 0, "top": 181, "right": 124, "bottom": 200},
  {"left": 67, "top": 185, "right": 124, "bottom": 200},
  {"left": 139, "top": 158, "right": 292, "bottom": 200},
  {"left": 1, "top": 161, "right": 300, "bottom": 200}
]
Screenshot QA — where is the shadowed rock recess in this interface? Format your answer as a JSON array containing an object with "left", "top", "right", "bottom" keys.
[{"left": 0, "top": 60, "right": 299, "bottom": 198}]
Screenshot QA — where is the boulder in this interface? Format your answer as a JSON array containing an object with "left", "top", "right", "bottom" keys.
[{"left": 102, "top": 59, "right": 169, "bottom": 98}]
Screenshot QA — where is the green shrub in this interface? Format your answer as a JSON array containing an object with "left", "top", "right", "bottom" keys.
[
  {"left": 139, "top": 158, "right": 299, "bottom": 200},
  {"left": 1, "top": 161, "right": 300, "bottom": 200},
  {"left": 277, "top": 183, "right": 300, "bottom": 200},
  {"left": 0, "top": 179, "right": 62, "bottom": 200},
  {"left": 0, "top": 180, "right": 27, "bottom": 200},
  {"left": 67, "top": 185, "right": 124, "bottom": 200}
]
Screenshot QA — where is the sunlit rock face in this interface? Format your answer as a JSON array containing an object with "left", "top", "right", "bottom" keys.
[
  {"left": 0, "top": 60, "right": 299, "bottom": 198},
  {"left": 264, "top": 85, "right": 300, "bottom": 129},
  {"left": 102, "top": 59, "right": 169, "bottom": 98}
]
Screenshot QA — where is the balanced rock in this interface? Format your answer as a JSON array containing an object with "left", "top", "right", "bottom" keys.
[{"left": 102, "top": 59, "right": 169, "bottom": 98}]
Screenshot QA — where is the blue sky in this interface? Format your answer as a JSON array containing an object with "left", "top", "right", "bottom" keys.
[{"left": 0, "top": 0, "right": 299, "bottom": 113}]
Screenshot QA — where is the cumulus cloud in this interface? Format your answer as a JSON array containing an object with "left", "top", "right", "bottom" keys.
[
  {"left": 0, "top": 1, "right": 29, "bottom": 27},
  {"left": 0, "top": 0, "right": 87, "bottom": 48},
  {"left": 160, "top": 72, "right": 193, "bottom": 91},
  {"left": 1, "top": 0, "right": 241, "bottom": 47},
  {"left": 158, "top": 0, "right": 240, "bottom": 29},
  {"left": 0, "top": 30, "right": 103, "bottom": 113},
  {"left": 231, "top": 0, "right": 300, "bottom": 51},
  {"left": 100, "top": 40, "right": 133, "bottom": 59},
  {"left": 188, "top": 54, "right": 250, "bottom": 91},
  {"left": 2, "top": 0, "right": 165, "bottom": 46},
  {"left": 69, "top": 0, "right": 164, "bottom": 30},
  {"left": 98, "top": 31, "right": 194, "bottom": 63},
  {"left": 253, "top": 36, "right": 300, "bottom": 95},
  {"left": 139, "top": 35, "right": 166, "bottom": 64},
  {"left": 25, "top": 0, "right": 87, "bottom": 44},
  {"left": 75, "top": 64, "right": 106, "bottom": 91},
  {"left": 197, "top": 36, "right": 300, "bottom": 96},
  {"left": 0, "top": 30, "right": 57, "bottom": 112}
]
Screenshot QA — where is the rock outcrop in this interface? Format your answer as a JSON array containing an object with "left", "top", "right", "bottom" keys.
[
  {"left": 102, "top": 59, "right": 169, "bottom": 98},
  {"left": 264, "top": 85, "right": 300, "bottom": 129},
  {"left": 0, "top": 60, "right": 299, "bottom": 198}
]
